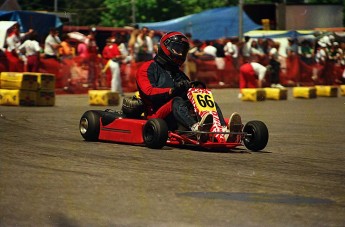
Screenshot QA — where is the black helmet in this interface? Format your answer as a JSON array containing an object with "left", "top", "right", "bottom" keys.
[{"left": 157, "top": 31, "right": 190, "bottom": 67}]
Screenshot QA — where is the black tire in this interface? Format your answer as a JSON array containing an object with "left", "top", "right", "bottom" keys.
[
  {"left": 243, "top": 120, "right": 269, "bottom": 151},
  {"left": 79, "top": 110, "right": 102, "bottom": 141},
  {"left": 143, "top": 118, "right": 168, "bottom": 149}
]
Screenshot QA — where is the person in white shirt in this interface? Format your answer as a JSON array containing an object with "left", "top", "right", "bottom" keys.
[
  {"left": 44, "top": 28, "right": 61, "bottom": 60},
  {"left": 203, "top": 44, "right": 217, "bottom": 58},
  {"left": 224, "top": 40, "right": 239, "bottom": 69},
  {"left": 238, "top": 61, "right": 268, "bottom": 98},
  {"left": 5, "top": 24, "right": 33, "bottom": 71},
  {"left": 241, "top": 36, "right": 251, "bottom": 63},
  {"left": 19, "top": 31, "right": 41, "bottom": 72},
  {"left": 268, "top": 40, "right": 284, "bottom": 88},
  {"left": 136, "top": 27, "right": 153, "bottom": 61}
]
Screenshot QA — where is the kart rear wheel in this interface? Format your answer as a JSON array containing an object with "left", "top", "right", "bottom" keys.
[
  {"left": 243, "top": 120, "right": 269, "bottom": 151},
  {"left": 79, "top": 110, "right": 102, "bottom": 141},
  {"left": 143, "top": 118, "right": 168, "bottom": 149}
]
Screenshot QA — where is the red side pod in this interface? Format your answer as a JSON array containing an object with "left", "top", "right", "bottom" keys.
[{"left": 99, "top": 118, "right": 147, "bottom": 144}]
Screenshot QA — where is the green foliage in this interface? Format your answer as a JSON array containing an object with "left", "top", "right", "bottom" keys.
[
  {"left": 18, "top": 0, "right": 345, "bottom": 27},
  {"left": 64, "top": 0, "right": 105, "bottom": 26}
]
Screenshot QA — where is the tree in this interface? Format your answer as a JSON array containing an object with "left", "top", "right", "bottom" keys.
[
  {"left": 19, "top": 0, "right": 345, "bottom": 27},
  {"left": 100, "top": 0, "right": 235, "bottom": 27},
  {"left": 65, "top": 0, "right": 105, "bottom": 26}
]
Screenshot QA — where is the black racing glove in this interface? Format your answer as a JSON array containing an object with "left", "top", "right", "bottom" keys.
[{"left": 170, "top": 80, "right": 190, "bottom": 97}]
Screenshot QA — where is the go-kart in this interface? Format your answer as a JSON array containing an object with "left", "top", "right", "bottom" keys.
[{"left": 79, "top": 82, "right": 269, "bottom": 151}]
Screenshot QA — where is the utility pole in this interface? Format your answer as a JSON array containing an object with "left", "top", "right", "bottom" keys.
[
  {"left": 239, "top": 0, "right": 243, "bottom": 41},
  {"left": 132, "top": 0, "right": 136, "bottom": 24},
  {"left": 54, "top": 0, "right": 58, "bottom": 12}
]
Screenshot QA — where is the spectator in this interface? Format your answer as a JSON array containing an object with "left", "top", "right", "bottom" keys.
[
  {"left": 77, "top": 37, "right": 89, "bottom": 59},
  {"left": 249, "top": 39, "right": 265, "bottom": 63},
  {"left": 19, "top": 31, "right": 41, "bottom": 72},
  {"left": 44, "top": 28, "right": 61, "bottom": 60},
  {"left": 257, "top": 38, "right": 267, "bottom": 54},
  {"left": 188, "top": 39, "right": 205, "bottom": 59},
  {"left": 136, "top": 26, "right": 153, "bottom": 62},
  {"left": 203, "top": 41, "right": 217, "bottom": 59},
  {"left": 224, "top": 39, "right": 239, "bottom": 70},
  {"left": 116, "top": 33, "right": 131, "bottom": 63},
  {"left": 240, "top": 36, "right": 251, "bottom": 63},
  {"left": 85, "top": 30, "right": 98, "bottom": 55},
  {"left": 148, "top": 29, "right": 159, "bottom": 56},
  {"left": 299, "top": 39, "right": 314, "bottom": 65},
  {"left": 5, "top": 24, "right": 32, "bottom": 71},
  {"left": 268, "top": 41, "right": 284, "bottom": 88},
  {"left": 58, "top": 33, "right": 74, "bottom": 60},
  {"left": 102, "top": 38, "right": 123, "bottom": 95},
  {"left": 128, "top": 28, "right": 140, "bottom": 63},
  {"left": 85, "top": 30, "right": 99, "bottom": 88},
  {"left": 315, "top": 41, "right": 327, "bottom": 65},
  {"left": 238, "top": 61, "right": 267, "bottom": 98},
  {"left": 213, "top": 38, "right": 226, "bottom": 70},
  {"left": 286, "top": 38, "right": 298, "bottom": 57}
]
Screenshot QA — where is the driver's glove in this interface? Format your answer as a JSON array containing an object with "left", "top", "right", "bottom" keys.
[{"left": 170, "top": 80, "right": 190, "bottom": 97}]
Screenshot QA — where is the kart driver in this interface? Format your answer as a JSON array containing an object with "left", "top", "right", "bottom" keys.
[{"left": 136, "top": 31, "right": 242, "bottom": 139}]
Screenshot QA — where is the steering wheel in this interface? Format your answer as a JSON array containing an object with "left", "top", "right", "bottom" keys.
[{"left": 189, "top": 81, "right": 207, "bottom": 89}]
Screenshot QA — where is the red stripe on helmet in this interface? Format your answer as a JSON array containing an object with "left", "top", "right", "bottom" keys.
[{"left": 160, "top": 31, "right": 186, "bottom": 56}]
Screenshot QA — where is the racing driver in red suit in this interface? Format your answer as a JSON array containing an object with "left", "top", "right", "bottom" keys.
[{"left": 136, "top": 31, "right": 241, "bottom": 138}]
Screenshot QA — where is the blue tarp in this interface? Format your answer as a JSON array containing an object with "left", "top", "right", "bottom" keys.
[
  {"left": 139, "top": 7, "right": 262, "bottom": 41},
  {"left": 0, "top": 10, "right": 62, "bottom": 40}
]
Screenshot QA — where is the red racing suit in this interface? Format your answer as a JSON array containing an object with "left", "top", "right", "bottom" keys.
[{"left": 136, "top": 59, "right": 190, "bottom": 119}]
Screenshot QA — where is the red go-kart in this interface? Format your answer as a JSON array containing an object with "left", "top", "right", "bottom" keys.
[{"left": 79, "top": 82, "right": 269, "bottom": 151}]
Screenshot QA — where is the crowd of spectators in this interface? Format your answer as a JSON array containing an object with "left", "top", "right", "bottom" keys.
[
  {"left": 1, "top": 24, "right": 345, "bottom": 93},
  {"left": 185, "top": 34, "right": 345, "bottom": 87}
]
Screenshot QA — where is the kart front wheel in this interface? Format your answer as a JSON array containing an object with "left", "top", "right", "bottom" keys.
[
  {"left": 243, "top": 120, "right": 269, "bottom": 151},
  {"left": 79, "top": 110, "right": 102, "bottom": 141},
  {"left": 143, "top": 118, "right": 168, "bottom": 149}
]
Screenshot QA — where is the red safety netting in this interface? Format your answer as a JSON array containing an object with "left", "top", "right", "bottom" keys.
[{"left": 1, "top": 54, "right": 343, "bottom": 93}]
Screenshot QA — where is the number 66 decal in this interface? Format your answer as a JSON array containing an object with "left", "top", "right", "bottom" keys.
[{"left": 192, "top": 93, "right": 217, "bottom": 112}]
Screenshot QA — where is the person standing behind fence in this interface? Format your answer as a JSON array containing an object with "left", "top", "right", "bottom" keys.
[
  {"left": 19, "top": 31, "right": 41, "bottom": 72},
  {"left": 5, "top": 24, "right": 33, "bottom": 72},
  {"left": 240, "top": 36, "right": 251, "bottom": 63},
  {"left": 268, "top": 41, "right": 284, "bottom": 88},
  {"left": 58, "top": 33, "right": 74, "bottom": 60},
  {"left": 224, "top": 39, "right": 239, "bottom": 70},
  {"left": 136, "top": 27, "right": 153, "bottom": 62},
  {"left": 44, "top": 28, "right": 61, "bottom": 60},
  {"left": 102, "top": 38, "right": 123, "bottom": 95}
]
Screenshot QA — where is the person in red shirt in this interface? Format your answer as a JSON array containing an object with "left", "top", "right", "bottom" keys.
[{"left": 102, "top": 38, "right": 123, "bottom": 94}]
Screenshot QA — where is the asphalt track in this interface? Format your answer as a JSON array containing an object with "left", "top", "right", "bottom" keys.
[{"left": 1, "top": 88, "right": 345, "bottom": 227}]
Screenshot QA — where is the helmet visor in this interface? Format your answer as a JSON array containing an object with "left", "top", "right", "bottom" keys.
[{"left": 168, "top": 41, "right": 189, "bottom": 57}]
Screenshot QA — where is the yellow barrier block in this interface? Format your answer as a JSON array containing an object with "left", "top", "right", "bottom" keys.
[
  {"left": 241, "top": 88, "right": 266, "bottom": 101},
  {"left": 315, "top": 85, "right": 338, "bottom": 97},
  {"left": 264, "top": 88, "right": 288, "bottom": 100},
  {"left": 89, "top": 90, "right": 120, "bottom": 106},
  {"left": 340, "top": 85, "right": 345, "bottom": 96},
  {"left": 0, "top": 89, "right": 37, "bottom": 106},
  {"left": 293, "top": 87, "right": 317, "bottom": 99},
  {"left": 30, "top": 73, "right": 56, "bottom": 90},
  {"left": 0, "top": 72, "right": 38, "bottom": 91},
  {"left": 36, "top": 90, "right": 55, "bottom": 106}
]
